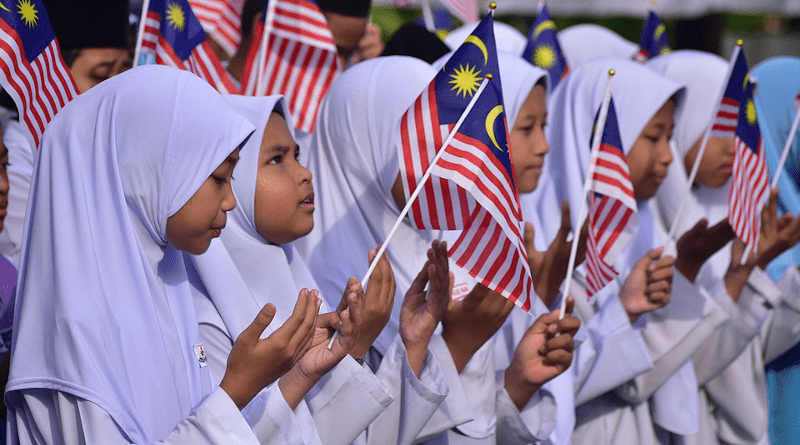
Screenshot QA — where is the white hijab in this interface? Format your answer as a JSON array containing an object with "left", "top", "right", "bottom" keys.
[
  {"left": 294, "top": 56, "right": 436, "bottom": 355},
  {"left": 541, "top": 58, "right": 702, "bottom": 434},
  {"left": 444, "top": 21, "right": 528, "bottom": 56},
  {"left": 558, "top": 24, "right": 638, "bottom": 68},
  {"left": 7, "top": 66, "right": 255, "bottom": 443},
  {"left": 543, "top": 57, "right": 684, "bottom": 274},
  {"left": 647, "top": 50, "right": 733, "bottom": 284},
  {"left": 189, "top": 95, "right": 325, "bottom": 339}
]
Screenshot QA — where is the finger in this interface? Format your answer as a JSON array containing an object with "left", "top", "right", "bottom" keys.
[
  {"left": 239, "top": 303, "right": 277, "bottom": 346},
  {"left": 543, "top": 349, "right": 573, "bottom": 367},
  {"left": 646, "top": 290, "right": 671, "bottom": 308},
  {"left": 279, "top": 288, "right": 311, "bottom": 334},
  {"left": 556, "top": 315, "right": 580, "bottom": 337},
  {"left": 634, "top": 247, "right": 664, "bottom": 272},
  {"left": 337, "top": 277, "right": 359, "bottom": 312},
  {"left": 544, "top": 333, "right": 574, "bottom": 353},
  {"left": 564, "top": 296, "right": 575, "bottom": 318},
  {"left": 524, "top": 221, "right": 535, "bottom": 253},
  {"left": 531, "top": 311, "right": 560, "bottom": 335},
  {"left": 647, "top": 265, "right": 674, "bottom": 282},
  {"left": 291, "top": 290, "right": 321, "bottom": 350},
  {"left": 347, "top": 291, "right": 363, "bottom": 330},
  {"left": 558, "top": 200, "right": 573, "bottom": 241}
]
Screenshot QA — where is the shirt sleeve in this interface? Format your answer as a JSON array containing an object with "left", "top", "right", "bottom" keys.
[
  {"left": 10, "top": 387, "right": 260, "bottom": 445},
  {"left": 367, "top": 333, "right": 448, "bottom": 445}
]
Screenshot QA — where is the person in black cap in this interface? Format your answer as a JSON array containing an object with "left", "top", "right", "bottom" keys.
[
  {"left": 43, "top": 0, "right": 132, "bottom": 93},
  {"left": 228, "top": 0, "right": 381, "bottom": 82}
]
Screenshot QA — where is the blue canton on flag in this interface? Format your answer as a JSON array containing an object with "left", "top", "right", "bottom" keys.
[
  {"left": 729, "top": 80, "right": 769, "bottom": 253},
  {"left": 522, "top": 2, "right": 568, "bottom": 88},
  {"left": 585, "top": 98, "right": 637, "bottom": 297},
  {"left": 636, "top": 10, "right": 670, "bottom": 62},
  {"left": 141, "top": 0, "right": 238, "bottom": 93},
  {"left": 710, "top": 47, "right": 748, "bottom": 139},
  {"left": 0, "top": 0, "right": 78, "bottom": 148},
  {"left": 398, "top": 13, "right": 536, "bottom": 312}
]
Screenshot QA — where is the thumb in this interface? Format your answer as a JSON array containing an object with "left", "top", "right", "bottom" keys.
[
  {"left": 634, "top": 247, "right": 664, "bottom": 271},
  {"left": 530, "top": 311, "right": 559, "bottom": 335},
  {"left": 240, "top": 303, "right": 276, "bottom": 345},
  {"left": 524, "top": 221, "right": 535, "bottom": 252}
]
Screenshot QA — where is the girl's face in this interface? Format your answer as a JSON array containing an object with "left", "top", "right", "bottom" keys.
[
  {"left": 684, "top": 136, "right": 735, "bottom": 188},
  {"left": 166, "top": 149, "right": 240, "bottom": 255},
  {"left": 510, "top": 83, "right": 549, "bottom": 194},
  {"left": 253, "top": 113, "right": 314, "bottom": 245},
  {"left": 626, "top": 99, "right": 676, "bottom": 200}
]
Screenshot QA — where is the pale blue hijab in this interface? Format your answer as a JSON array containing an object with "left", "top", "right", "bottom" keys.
[
  {"left": 752, "top": 57, "right": 800, "bottom": 445},
  {"left": 752, "top": 57, "right": 800, "bottom": 281}
]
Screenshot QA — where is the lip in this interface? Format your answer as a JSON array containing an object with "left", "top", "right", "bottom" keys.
[
  {"left": 211, "top": 225, "right": 224, "bottom": 237},
  {"left": 300, "top": 192, "right": 315, "bottom": 210},
  {"left": 0, "top": 208, "right": 6, "bottom": 217}
]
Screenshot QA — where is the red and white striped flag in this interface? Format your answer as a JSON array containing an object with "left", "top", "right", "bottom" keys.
[
  {"left": 140, "top": 0, "right": 239, "bottom": 93},
  {"left": 709, "top": 46, "right": 748, "bottom": 140},
  {"left": 189, "top": 0, "right": 244, "bottom": 58},
  {"left": 240, "top": 0, "right": 340, "bottom": 134},
  {"left": 0, "top": 0, "right": 78, "bottom": 149},
  {"left": 398, "top": 14, "right": 536, "bottom": 311},
  {"left": 729, "top": 81, "right": 769, "bottom": 252},
  {"left": 584, "top": 98, "right": 638, "bottom": 297}
]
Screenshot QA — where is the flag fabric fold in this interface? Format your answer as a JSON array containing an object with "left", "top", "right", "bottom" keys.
[
  {"left": 585, "top": 98, "right": 638, "bottom": 297},
  {"left": 636, "top": 10, "right": 670, "bottom": 62},
  {"left": 240, "top": 0, "right": 340, "bottom": 134},
  {"left": 189, "top": 0, "right": 245, "bottom": 58},
  {"left": 729, "top": 80, "right": 769, "bottom": 254},
  {"left": 522, "top": 2, "right": 568, "bottom": 88},
  {"left": 0, "top": 0, "right": 78, "bottom": 149},
  {"left": 141, "top": 0, "right": 238, "bottom": 93},
  {"left": 397, "top": 14, "right": 536, "bottom": 311}
]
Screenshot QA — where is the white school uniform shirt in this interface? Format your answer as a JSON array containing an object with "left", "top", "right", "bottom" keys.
[
  {"left": 537, "top": 57, "right": 730, "bottom": 444},
  {"left": 186, "top": 94, "right": 393, "bottom": 445},
  {"left": 647, "top": 51, "right": 800, "bottom": 445},
  {"left": 295, "top": 57, "right": 462, "bottom": 444},
  {"left": 5, "top": 65, "right": 314, "bottom": 445}
]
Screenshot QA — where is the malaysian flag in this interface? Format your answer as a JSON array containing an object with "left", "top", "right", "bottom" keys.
[
  {"left": 710, "top": 47, "right": 748, "bottom": 139},
  {"left": 635, "top": 10, "right": 670, "bottom": 62},
  {"left": 189, "top": 0, "right": 244, "bottom": 58},
  {"left": 240, "top": 0, "right": 340, "bottom": 134},
  {"left": 140, "top": 0, "right": 238, "bottom": 93},
  {"left": 585, "top": 98, "right": 638, "bottom": 297},
  {"left": 0, "top": 0, "right": 77, "bottom": 149},
  {"left": 398, "top": 14, "right": 535, "bottom": 311},
  {"left": 729, "top": 80, "right": 769, "bottom": 253},
  {"left": 522, "top": 1, "right": 568, "bottom": 88}
]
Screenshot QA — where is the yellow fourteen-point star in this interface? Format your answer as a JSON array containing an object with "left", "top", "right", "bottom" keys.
[
  {"left": 166, "top": 2, "right": 186, "bottom": 32},
  {"left": 17, "top": 0, "right": 38, "bottom": 28},
  {"left": 449, "top": 64, "right": 482, "bottom": 99}
]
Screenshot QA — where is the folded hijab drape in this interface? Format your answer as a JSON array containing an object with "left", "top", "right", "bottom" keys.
[
  {"left": 558, "top": 24, "right": 638, "bottom": 69},
  {"left": 295, "top": 56, "right": 436, "bottom": 355},
  {"left": 752, "top": 57, "right": 800, "bottom": 280},
  {"left": 189, "top": 95, "right": 325, "bottom": 339},
  {"left": 7, "top": 65, "right": 255, "bottom": 443}
]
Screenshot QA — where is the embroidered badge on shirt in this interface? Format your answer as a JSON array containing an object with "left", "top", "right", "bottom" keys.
[{"left": 194, "top": 343, "right": 208, "bottom": 368}]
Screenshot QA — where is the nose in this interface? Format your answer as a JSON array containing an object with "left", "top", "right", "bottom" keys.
[
  {"left": 0, "top": 170, "right": 9, "bottom": 196},
  {"left": 222, "top": 182, "right": 236, "bottom": 213},
  {"left": 535, "top": 128, "right": 550, "bottom": 156},
  {"left": 297, "top": 162, "right": 313, "bottom": 184},
  {"left": 658, "top": 138, "right": 673, "bottom": 167}
]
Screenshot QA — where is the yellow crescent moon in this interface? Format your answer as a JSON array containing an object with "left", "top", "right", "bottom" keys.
[
  {"left": 533, "top": 20, "right": 556, "bottom": 39},
  {"left": 0, "top": 2, "right": 9, "bottom": 12},
  {"left": 485, "top": 105, "right": 505, "bottom": 152},
  {"left": 465, "top": 35, "right": 488, "bottom": 66}
]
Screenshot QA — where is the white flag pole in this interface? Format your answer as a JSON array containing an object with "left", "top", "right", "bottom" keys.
[
  {"left": 328, "top": 75, "right": 493, "bottom": 349},
  {"left": 421, "top": 0, "right": 435, "bottom": 32},
  {"left": 558, "top": 70, "right": 615, "bottom": 320},
  {"left": 770, "top": 100, "right": 800, "bottom": 189},
  {"left": 133, "top": 0, "right": 152, "bottom": 68},
  {"left": 666, "top": 42, "right": 743, "bottom": 243}
]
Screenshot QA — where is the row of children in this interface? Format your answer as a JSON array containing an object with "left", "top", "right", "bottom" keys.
[{"left": 0, "top": 0, "right": 797, "bottom": 444}]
